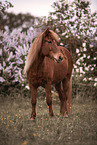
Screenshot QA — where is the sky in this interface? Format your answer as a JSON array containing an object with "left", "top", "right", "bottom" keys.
[{"left": 1, "top": 0, "right": 97, "bottom": 17}]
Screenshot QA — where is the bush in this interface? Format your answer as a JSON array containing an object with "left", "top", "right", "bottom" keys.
[{"left": 0, "top": 27, "right": 39, "bottom": 85}]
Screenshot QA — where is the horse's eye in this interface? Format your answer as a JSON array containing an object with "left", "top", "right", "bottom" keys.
[{"left": 48, "top": 41, "right": 52, "bottom": 44}]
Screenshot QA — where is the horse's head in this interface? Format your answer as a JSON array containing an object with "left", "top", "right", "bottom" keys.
[{"left": 42, "top": 28, "right": 63, "bottom": 63}]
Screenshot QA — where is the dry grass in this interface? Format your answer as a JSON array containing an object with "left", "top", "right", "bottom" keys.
[{"left": 0, "top": 91, "right": 97, "bottom": 145}]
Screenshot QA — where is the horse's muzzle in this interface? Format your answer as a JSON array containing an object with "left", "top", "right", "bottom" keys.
[
  {"left": 48, "top": 54, "right": 63, "bottom": 63},
  {"left": 55, "top": 55, "right": 63, "bottom": 63}
]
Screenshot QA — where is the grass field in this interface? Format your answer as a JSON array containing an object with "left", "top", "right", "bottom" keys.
[{"left": 0, "top": 90, "right": 97, "bottom": 145}]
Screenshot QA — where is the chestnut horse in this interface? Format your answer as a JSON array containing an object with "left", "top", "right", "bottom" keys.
[{"left": 24, "top": 28, "right": 73, "bottom": 120}]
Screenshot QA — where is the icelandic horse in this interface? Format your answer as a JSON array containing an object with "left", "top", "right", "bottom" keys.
[{"left": 24, "top": 28, "right": 73, "bottom": 120}]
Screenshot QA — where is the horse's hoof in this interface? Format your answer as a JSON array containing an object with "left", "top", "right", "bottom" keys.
[
  {"left": 64, "top": 112, "right": 68, "bottom": 118},
  {"left": 30, "top": 118, "right": 35, "bottom": 121},
  {"left": 64, "top": 114, "right": 68, "bottom": 118}
]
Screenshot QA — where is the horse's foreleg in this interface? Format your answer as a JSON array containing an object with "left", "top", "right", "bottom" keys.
[
  {"left": 55, "top": 82, "right": 64, "bottom": 114},
  {"left": 45, "top": 83, "right": 54, "bottom": 117},
  {"left": 30, "top": 86, "right": 37, "bottom": 120}
]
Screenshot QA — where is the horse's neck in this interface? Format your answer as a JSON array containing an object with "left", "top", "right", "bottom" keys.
[
  {"left": 31, "top": 53, "right": 44, "bottom": 73},
  {"left": 37, "top": 53, "right": 44, "bottom": 69}
]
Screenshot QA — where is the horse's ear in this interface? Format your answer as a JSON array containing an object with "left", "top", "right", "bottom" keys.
[
  {"left": 45, "top": 28, "right": 49, "bottom": 34},
  {"left": 44, "top": 28, "right": 50, "bottom": 37}
]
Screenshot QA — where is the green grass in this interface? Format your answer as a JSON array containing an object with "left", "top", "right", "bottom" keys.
[{"left": 0, "top": 92, "right": 97, "bottom": 145}]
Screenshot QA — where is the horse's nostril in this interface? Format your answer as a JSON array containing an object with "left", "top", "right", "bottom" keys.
[
  {"left": 59, "top": 56, "right": 63, "bottom": 60},
  {"left": 59, "top": 56, "right": 61, "bottom": 59}
]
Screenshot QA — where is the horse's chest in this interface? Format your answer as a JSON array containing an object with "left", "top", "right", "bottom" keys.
[
  {"left": 31, "top": 67, "right": 52, "bottom": 87},
  {"left": 28, "top": 59, "right": 53, "bottom": 87},
  {"left": 52, "top": 60, "right": 68, "bottom": 84},
  {"left": 37, "top": 69, "right": 50, "bottom": 83}
]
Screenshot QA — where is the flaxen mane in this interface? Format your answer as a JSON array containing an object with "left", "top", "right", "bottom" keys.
[{"left": 24, "top": 30, "right": 59, "bottom": 74}]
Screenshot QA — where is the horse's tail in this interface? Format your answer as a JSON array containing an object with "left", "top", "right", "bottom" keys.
[{"left": 67, "top": 76, "right": 72, "bottom": 113}]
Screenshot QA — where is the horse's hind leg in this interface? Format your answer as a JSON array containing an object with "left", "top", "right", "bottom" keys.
[
  {"left": 45, "top": 83, "right": 54, "bottom": 117},
  {"left": 67, "top": 76, "right": 72, "bottom": 113},
  {"left": 55, "top": 82, "right": 67, "bottom": 116},
  {"left": 30, "top": 86, "right": 37, "bottom": 120},
  {"left": 62, "top": 78, "right": 69, "bottom": 117}
]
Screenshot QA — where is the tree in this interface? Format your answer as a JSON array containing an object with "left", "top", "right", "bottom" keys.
[
  {"left": 0, "top": 1, "right": 43, "bottom": 32},
  {"left": 0, "top": 1, "right": 13, "bottom": 30},
  {"left": 46, "top": 0, "right": 97, "bottom": 85}
]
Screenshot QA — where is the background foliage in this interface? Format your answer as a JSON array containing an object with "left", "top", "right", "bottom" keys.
[
  {"left": 46, "top": 0, "right": 97, "bottom": 82},
  {"left": 0, "top": 0, "right": 97, "bottom": 99}
]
